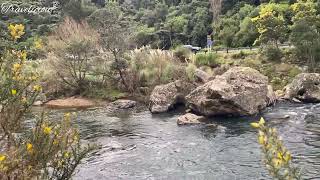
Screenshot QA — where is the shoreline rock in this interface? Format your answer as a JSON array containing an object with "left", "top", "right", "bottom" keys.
[
  {"left": 284, "top": 73, "right": 320, "bottom": 103},
  {"left": 149, "top": 80, "right": 196, "bottom": 113},
  {"left": 45, "top": 97, "right": 96, "bottom": 109},
  {"left": 186, "top": 67, "right": 269, "bottom": 117}
]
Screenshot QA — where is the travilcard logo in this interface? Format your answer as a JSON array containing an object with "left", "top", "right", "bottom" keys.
[{"left": 0, "top": 1, "right": 60, "bottom": 15}]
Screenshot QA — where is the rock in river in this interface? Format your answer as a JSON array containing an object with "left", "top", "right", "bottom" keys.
[
  {"left": 284, "top": 73, "right": 320, "bottom": 103},
  {"left": 149, "top": 80, "right": 196, "bottom": 113},
  {"left": 109, "top": 99, "right": 136, "bottom": 109},
  {"left": 177, "top": 113, "right": 206, "bottom": 125},
  {"left": 186, "top": 67, "right": 269, "bottom": 116}
]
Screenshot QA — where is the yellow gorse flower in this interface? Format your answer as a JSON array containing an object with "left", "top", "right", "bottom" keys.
[
  {"left": 8, "top": 24, "right": 25, "bottom": 41},
  {"left": 34, "top": 38, "right": 43, "bottom": 49},
  {"left": 11, "top": 89, "right": 17, "bottom": 95},
  {"left": 64, "top": 152, "right": 70, "bottom": 158},
  {"left": 53, "top": 139, "right": 59, "bottom": 145},
  {"left": 251, "top": 117, "right": 266, "bottom": 128},
  {"left": 0, "top": 155, "right": 6, "bottom": 162},
  {"left": 33, "top": 85, "right": 42, "bottom": 92},
  {"left": 43, "top": 126, "right": 52, "bottom": 135},
  {"left": 12, "top": 63, "right": 22, "bottom": 72},
  {"left": 26, "top": 143, "right": 33, "bottom": 153}
]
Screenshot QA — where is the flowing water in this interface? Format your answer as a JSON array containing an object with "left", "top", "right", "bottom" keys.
[{"left": 43, "top": 102, "right": 320, "bottom": 180}]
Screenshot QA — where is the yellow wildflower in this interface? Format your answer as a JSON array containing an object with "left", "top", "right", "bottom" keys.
[
  {"left": 53, "top": 139, "right": 59, "bottom": 145},
  {"left": 20, "top": 50, "right": 27, "bottom": 61},
  {"left": 8, "top": 24, "right": 25, "bottom": 41},
  {"left": 11, "top": 89, "right": 17, "bottom": 95},
  {"left": 33, "top": 85, "right": 42, "bottom": 92},
  {"left": 34, "top": 38, "right": 43, "bottom": 49},
  {"left": 43, "top": 126, "right": 52, "bottom": 135},
  {"left": 259, "top": 117, "right": 265, "bottom": 126},
  {"left": 0, "top": 155, "right": 6, "bottom": 162},
  {"left": 27, "top": 143, "right": 33, "bottom": 153},
  {"left": 258, "top": 135, "right": 266, "bottom": 145},
  {"left": 272, "top": 158, "right": 283, "bottom": 169},
  {"left": 64, "top": 152, "right": 70, "bottom": 158},
  {"left": 284, "top": 152, "right": 292, "bottom": 162},
  {"left": 12, "top": 63, "right": 22, "bottom": 72},
  {"left": 250, "top": 122, "right": 260, "bottom": 128}
]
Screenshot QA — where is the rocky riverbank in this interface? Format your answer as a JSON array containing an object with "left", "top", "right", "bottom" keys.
[{"left": 38, "top": 66, "right": 320, "bottom": 126}]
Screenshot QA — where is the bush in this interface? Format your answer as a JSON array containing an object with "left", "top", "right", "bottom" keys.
[
  {"left": 0, "top": 24, "right": 93, "bottom": 179},
  {"left": 47, "top": 17, "right": 100, "bottom": 94},
  {"left": 194, "top": 52, "right": 219, "bottom": 67},
  {"left": 261, "top": 45, "right": 283, "bottom": 62},
  {"left": 251, "top": 118, "right": 301, "bottom": 179},
  {"left": 173, "top": 46, "right": 192, "bottom": 62}
]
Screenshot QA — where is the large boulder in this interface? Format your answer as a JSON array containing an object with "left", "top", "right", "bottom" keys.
[
  {"left": 149, "top": 80, "right": 196, "bottom": 113},
  {"left": 284, "top": 73, "right": 320, "bottom": 103},
  {"left": 177, "top": 113, "right": 206, "bottom": 125},
  {"left": 186, "top": 67, "right": 269, "bottom": 116}
]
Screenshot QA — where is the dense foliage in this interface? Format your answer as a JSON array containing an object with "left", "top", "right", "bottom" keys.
[{"left": 0, "top": 23, "right": 93, "bottom": 179}]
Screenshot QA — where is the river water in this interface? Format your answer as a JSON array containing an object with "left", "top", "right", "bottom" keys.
[{"left": 44, "top": 102, "right": 320, "bottom": 180}]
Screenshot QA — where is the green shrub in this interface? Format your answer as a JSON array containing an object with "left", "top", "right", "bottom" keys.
[
  {"left": 194, "top": 52, "right": 218, "bottom": 67},
  {"left": 261, "top": 45, "right": 283, "bottom": 62}
]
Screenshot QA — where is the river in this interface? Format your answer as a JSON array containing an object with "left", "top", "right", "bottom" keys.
[{"left": 42, "top": 102, "right": 320, "bottom": 180}]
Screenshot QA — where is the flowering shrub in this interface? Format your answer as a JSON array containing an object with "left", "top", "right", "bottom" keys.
[
  {"left": 0, "top": 24, "right": 93, "bottom": 179},
  {"left": 251, "top": 118, "right": 301, "bottom": 180}
]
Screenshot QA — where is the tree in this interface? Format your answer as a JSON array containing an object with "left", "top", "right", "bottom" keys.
[
  {"left": 235, "top": 17, "right": 259, "bottom": 47},
  {"left": 214, "top": 18, "right": 239, "bottom": 52},
  {"left": 290, "top": 0, "right": 320, "bottom": 72},
  {"left": 87, "top": 2, "right": 134, "bottom": 91},
  {"left": 251, "top": 3, "right": 288, "bottom": 47},
  {"left": 164, "top": 16, "right": 188, "bottom": 46}
]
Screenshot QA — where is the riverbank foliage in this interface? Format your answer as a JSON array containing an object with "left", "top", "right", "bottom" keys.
[
  {"left": 251, "top": 118, "right": 301, "bottom": 180},
  {"left": 0, "top": 24, "right": 93, "bottom": 179}
]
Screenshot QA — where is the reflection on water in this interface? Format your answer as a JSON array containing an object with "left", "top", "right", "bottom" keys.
[{"left": 40, "top": 103, "right": 320, "bottom": 179}]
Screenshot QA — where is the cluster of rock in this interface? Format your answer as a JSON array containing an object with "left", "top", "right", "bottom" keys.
[
  {"left": 40, "top": 66, "right": 320, "bottom": 126},
  {"left": 149, "top": 66, "right": 320, "bottom": 125},
  {"left": 149, "top": 67, "right": 272, "bottom": 124}
]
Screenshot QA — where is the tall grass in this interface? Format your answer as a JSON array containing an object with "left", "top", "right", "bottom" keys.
[
  {"left": 125, "top": 47, "right": 186, "bottom": 91},
  {"left": 194, "top": 52, "right": 219, "bottom": 67}
]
